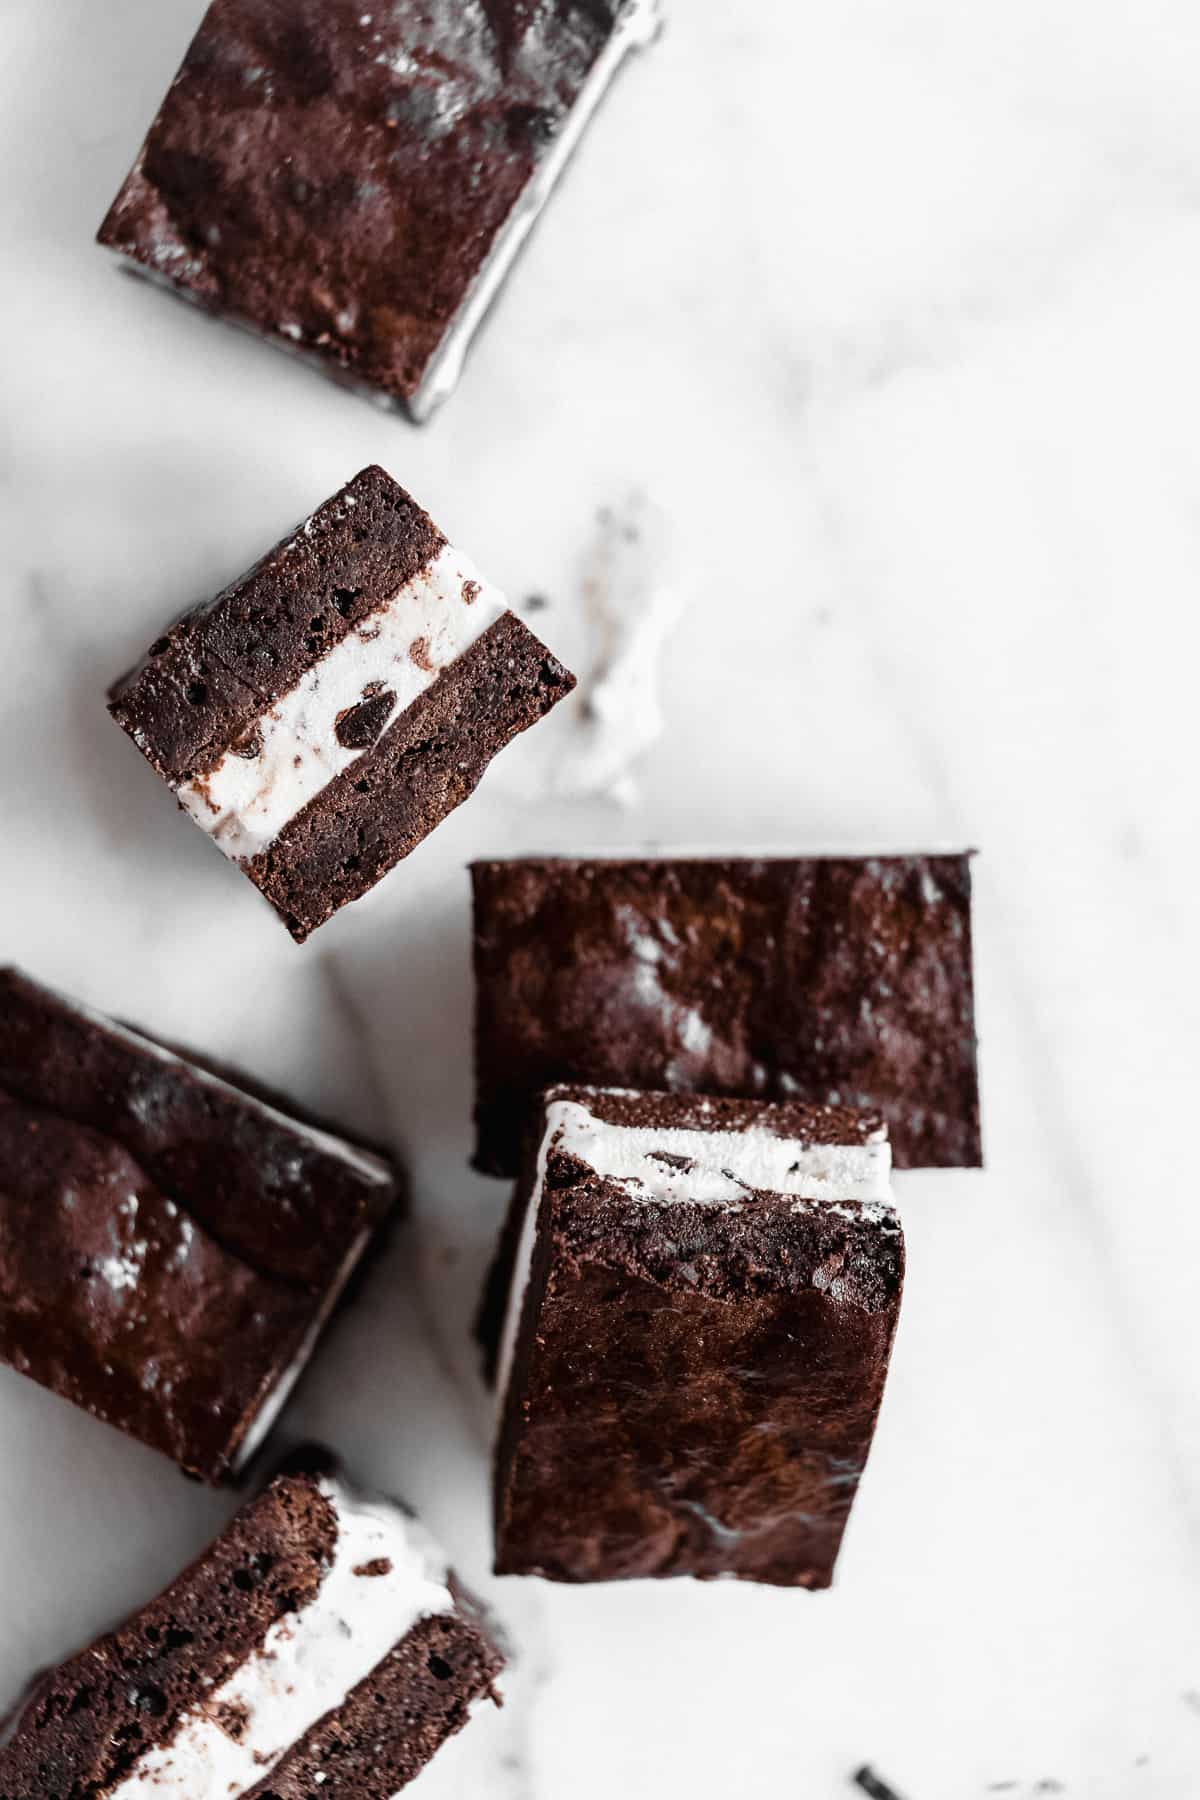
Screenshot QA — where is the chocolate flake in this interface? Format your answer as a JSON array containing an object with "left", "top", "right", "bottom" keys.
[
  {"left": 646, "top": 1150, "right": 694, "bottom": 1172},
  {"left": 335, "top": 688, "right": 398, "bottom": 750},
  {"left": 209, "top": 1700, "right": 250, "bottom": 1742},
  {"left": 852, "top": 1768, "right": 908, "bottom": 1800},
  {"left": 352, "top": 1557, "right": 393, "bottom": 1578}
]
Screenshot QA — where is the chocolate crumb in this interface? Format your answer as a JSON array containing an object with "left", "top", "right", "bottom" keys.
[
  {"left": 334, "top": 688, "right": 398, "bottom": 750},
  {"left": 646, "top": 1150, "right": 694, "bottom": 1172},
  {"left": 409, "top": 636, "right": 435, "bottom": 672},
  {"left": 462, "top": 581, "right": 482, "bottom": 605},
  {"left": 208, "top": 1700, "right": 250, "bottom": 1742},
  {"left": 353, "top": 1558, "right": 393, "bottom": 1578}
]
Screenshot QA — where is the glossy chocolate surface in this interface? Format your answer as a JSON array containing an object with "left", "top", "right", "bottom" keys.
[
  {"left": 0, "top": 970, "right": 398, "bottom": 1478},
  {"left": 472, "top": 854, "right": 982, "bottom": 1173},
  {"left": 493, "top": 1089, "right": 905, "bottom": 1585},
  {"left": 98, "top": 1, "right": 649, "bottom": 411}
]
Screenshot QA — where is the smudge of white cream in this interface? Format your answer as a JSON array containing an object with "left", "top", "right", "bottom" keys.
[
  {"left": 489, "top": 492, "right": 684, "bottom": 808},
  {"left": 551, "top": 494, "right": 684, "bottom": 807}
]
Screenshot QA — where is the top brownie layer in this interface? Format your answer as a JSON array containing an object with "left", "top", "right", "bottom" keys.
[
  {"left": 97, "top": 0, "right": 657, "bottom": 414},
  {"left": 471, "top": 854, "right": 982, "bottom": 1173},
  {"left": 0, "top": 967, "right": 396, "bottom": 1292},
  {"left": 545, "top": 1084, "right": 889, "bottom": 1144},
  {"left": 109, "top": 465, "right": 444, "bottom": 787}
]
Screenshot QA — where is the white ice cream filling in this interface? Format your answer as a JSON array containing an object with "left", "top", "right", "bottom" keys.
[
  {"left": 549, "top": 1098, "right": 892, "bottom": 1206},
  {"left": 493, "top": 1093, "right": 894, "bottom": 1406},
  {"left": 105, "top": 1471, "right": 456, "bottom": 1799},
  {"left": 177, "top": 543, "right": 508, "bottom": 861}
]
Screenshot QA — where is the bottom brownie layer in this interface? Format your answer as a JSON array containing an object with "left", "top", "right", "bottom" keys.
[
  {"left": 247, "top": 613, "right": 574, "bottom": 941},
  {"left": 241, "top": 1611, "right": 502, "bottom": 1798}
]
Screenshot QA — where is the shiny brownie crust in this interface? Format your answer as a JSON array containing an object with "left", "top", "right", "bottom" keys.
[
  {"left": 471, "top": 854, "right": 982, "bottom": 1173},
  {"left": 0, "top": 970, "right": 398, "bottom": 1479},
  {"left": 97, "top": 0, "right": 647, "bottom": 411},
  {"left": 493, "top": 1149, "right": 904, "bottom": 1586}
]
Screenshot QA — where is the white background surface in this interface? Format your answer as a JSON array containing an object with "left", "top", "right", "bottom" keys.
[{"left": 2, "top": 3, "right": 1199, "bottom": 1796}]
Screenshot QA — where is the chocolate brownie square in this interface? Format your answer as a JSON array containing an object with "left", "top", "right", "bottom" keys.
[
  {"left": 471, "top": 854, "right": 982, "bottom": 1172},
  {"left": 97, "top": 0, "right": 660, "bottom": 418},
  {"left": 491, "top": 1086, "right": 904, "bottom": 1585},
  {"left": 109, "top": 466, "right": 575, "bottom": 941},
  {"left": 0, "top": 968, "right": 398, "bottom": 1480}
]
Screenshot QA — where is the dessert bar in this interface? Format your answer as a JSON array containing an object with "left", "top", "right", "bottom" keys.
[
  {"left": 0, "top": 1452, "right": 503, "bottom": 1797},
  {"left": 97, "top": 0, "right": 660, "bottom": 419},
  {"left": 110, "top": 466, "right": 575, "bottom": 941},
  {"left": 491, "top": 1086, "right": 904, "bottom": 1585},
  {"left": 471, "top": 853, "right": 981, "bottom": 1172},
  {"left": 0, "top": 968, "right": 397, "bottom": 1480}
]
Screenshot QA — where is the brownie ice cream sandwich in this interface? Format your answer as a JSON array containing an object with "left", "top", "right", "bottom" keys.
[
  {"left": 0, "top": 968, "right": 398, "bottom": 1480},
  {"left": 109, "top": 466, "right": 575, "bottom": 941},
  {"left": 0, "top": 1452, "right": 503, "bottom": 1797},
  {"left": 471, "top": 853, "right": 982, "bottom": 1172},
  {"left": 491, "top": 1086, "right": 904, "bottom": 1586},
  {"left": 97, "top": 0, "right": 660, "bottom": 419}
]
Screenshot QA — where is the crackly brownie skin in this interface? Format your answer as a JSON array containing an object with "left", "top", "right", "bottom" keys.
[
  {"left": 0, "top": 1095, "right": 315, "bottom": 1480},
  {"left": 96, "top": 0, "right": 659, "bottom": 418},
  {"left": 471, "top": 854, "right": 982, "bottom": 1173},
  {"left": 0, "top": 1456, "right": 504, "bottom": 1799},
  {"left": 109, "top": 466, "right": 575, "bottom": 941},
  {"left": 0, "top": 967, "right": 395, "bottom": 1291},
  {"left": 492, "top": 1087, "right": 903, "bottom": 1586},
  {"left": 0, "top": 969, "right": 398, "bottom": 1480}
]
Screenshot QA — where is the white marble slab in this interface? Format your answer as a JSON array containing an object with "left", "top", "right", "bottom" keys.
[{"left": 1, "top": 2, "right": 1199, "bottom": 1796}]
